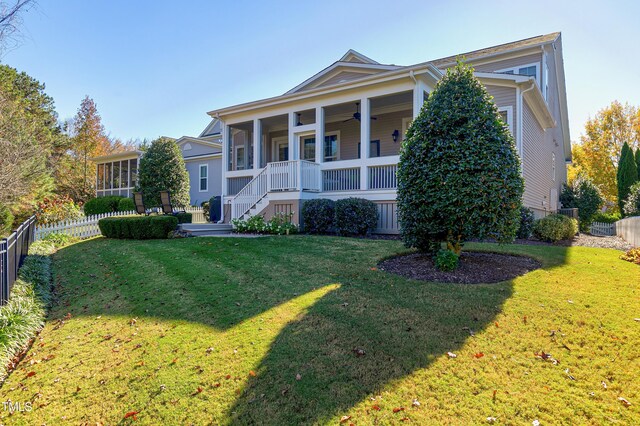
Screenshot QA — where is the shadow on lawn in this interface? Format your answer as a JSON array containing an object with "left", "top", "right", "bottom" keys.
[{"left": 226, "top": 273, "right": 514, "bottom": 424}]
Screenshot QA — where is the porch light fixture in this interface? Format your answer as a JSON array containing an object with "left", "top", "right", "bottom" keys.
[
  {"left": 392, "top": 129, "right": 400, "bottom": 143},
  {"left": 296, "top": 113, "right": 303, "bottom": 126}
]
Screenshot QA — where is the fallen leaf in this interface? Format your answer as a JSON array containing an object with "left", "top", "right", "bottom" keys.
[
  {"left": 353, "top": 348, "right": 366, "bottom": 357},
  {"left": 494, "top": 322, "right": 499, "bottom": 327},
  {"left": 492, "top": 390, "right": 497, "bottom": 400},
  {"left": 372, "top": 405, "right": 380, "bottom": 411},
  {"left": 192, "top": 386, "right": 203, "bottom": 395},
  {"left": 532, "top": 420, "right": 540, "bottom": 426},
  {"left": 225, "top": 374, "right": 231, "bottom": 380},
  {"left": 602, "top": 381, "right": 608, "bottom": 389},
  {"left": 26, "top": 371, "right": 36, "bottom": 378},
  {"left": 249, "top": 370, "right": 256, "bottom": 377},
  {"left": 206, "top": 347, "right": 214, "bottom": 354},
  {"left": 171, "top": 358, "right": 178, "bottom": 364},
  {"left": 393, "top": 407, "right": 405, "bottom": 413},
  {"left": 447, "top": 352, "right": 457, "bottom": 358},
  {"left": 340, "top": 415, "right": 351, "bottom": 423},
  {"left": 618, "top": 397, "right": 632, "bottom": 407},
  {"left": 296, "top": 373, "right": 302, "bottom": 381},
  {"left": 412, "top": 399, "right": 420, "bottom": 407},
  {"left": 124, "top": 411, "right": 139, "bottom": 420},
  {"left": 474, "top": 352, "right": 485, "bottom": 359},
  {"left": 129, "top": 318, "right": 137, "bottom": 326},
  {"left": 523, "top": 315, "right": 528, "bottom": 325},
  {"left": 369, "top": 267, "right": 378, "bottom": 271},
  {"left": 213, "top": 383, "right": 221, "bottom": 388},
  {"left": 400, "top": 417, "right": 410, "bottom": 422},
  {"left": 487, "top": 416, "right": 497, "bottom": 423}
]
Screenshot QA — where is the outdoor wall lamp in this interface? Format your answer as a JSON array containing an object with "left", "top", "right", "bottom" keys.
[{"left": 392, "top": 129, "right": 399, "bottom": 143}]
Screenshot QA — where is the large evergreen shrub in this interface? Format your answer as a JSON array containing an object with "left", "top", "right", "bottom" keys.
[
  {"left": 559, "top": 179, "right": 603, "bottom": 231},
  {"left": 617, "top": 142, "right": 638, "bottom": 216},
  {"left": 397, "top": 61, "right": 524, "bottom": 255},
  {"left": 137, "top": 137, "right": 190, "bottom": 208},
  {"left": 334, "top": 198, "right": 378, "bottom": 236},
  {"left": 301, "top": 199, "right": 335, "bottom": 234},
  {"left": 84, "top": 195, "right": 125, "bottom": 215}
]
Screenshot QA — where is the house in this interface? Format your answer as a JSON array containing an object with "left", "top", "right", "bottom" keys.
[
  {"left": 91, "top": 120, "right": 223, "bottom": 207},
  {"left": 210, "top": 32, "right": 570, "bottom": 233}
]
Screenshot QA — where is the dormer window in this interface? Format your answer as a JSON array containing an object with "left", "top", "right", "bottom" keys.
[{"left": 497, "top": 63, "right": 540, "bottom": 82}]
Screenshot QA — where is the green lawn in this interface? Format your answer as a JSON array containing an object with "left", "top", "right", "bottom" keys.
[{"left": 0, "top": 236, "right": 638, "bottom": 425}]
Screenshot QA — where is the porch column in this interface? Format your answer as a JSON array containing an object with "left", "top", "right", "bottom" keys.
[
  {"left": 413, "top": 79, "right": 427, "bottom": 118},
  {"left": 288, "top": 112, "right": 297, "bottom": 160},
  {"left": 360, "top": 97, "right": 370, "bottom": 190},
  {"left": 315, "top": 106, "right": 324, "bottom": 164},
  {"left": 221, "top": 121, "right": 229, "bottom": 197},
  {"left": 253, "top": 118, "right": 261, "bottom": 173}
]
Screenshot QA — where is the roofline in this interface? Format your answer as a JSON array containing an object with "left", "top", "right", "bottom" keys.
[
  {"left": 208, "top": 63, "right": 443, "bottom": 118},
  {"left": 91, "top": 150, "right": 142, "bottom": 162},
  {"left": 182, "top": 153, "right": 222, "bottom": 161},
  {"left": 551, "top": 35, "right": 572, "bottom": 162},
  {"left": 175, "top": 136, "right": 222, "bottom": 148},
  {"left": 339, "top": 49, "right": 380, "bottom": 64}
]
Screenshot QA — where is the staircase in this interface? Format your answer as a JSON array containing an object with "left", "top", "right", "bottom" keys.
[{"left": 231, "top": 166, "right": 269, "bottom": 220}]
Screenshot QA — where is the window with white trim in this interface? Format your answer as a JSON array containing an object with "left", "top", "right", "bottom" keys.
[
  {"left": 199, "top": 164, "right": 208, "bottom": 192},
  {"left": 497, "top": 63, "right": 540, "bottom": 82},
  {"left": 551, "top": 153, "right": 556, "bottom": 182},
  {"left": 323, "top": 132, "right": 340, "bottom": 162},
  {"left": 498, "top": 106, "right": 514, "bottom": 135},
  {"left": 235, "top": 146, "right": 245, "bottom": 170}
]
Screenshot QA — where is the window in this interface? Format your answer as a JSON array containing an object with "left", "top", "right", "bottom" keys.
[
  {"left": 302, "top": 136, "right": 315, "bottom": 161},
  {"left": 129, "top": 158, "right": 138, "bottom": 188},
  {"left": 497, "top": 63, "right": 540, "bottom": 82},
  {"left": 358, "top": 140, "right": 381, "bottom": 158},
  {"left": 324, "top": 133, "right": 339, "bottom": 162},
  {"left": 551, "top": 153, "right": 556, "bottom": 181},
  {"left": 235, "top": 146, "right": 245, "bottom": 170},
  {"left": 183, "top": 143, "right": 192, "bottom": 151},
  {"left": 199, "top": 164, "right": 208, "bottom": 192},
  {"left": 113, "top": 161, "right": 120, "bottom": 189},
  {"left": 498, "top": 106, "right": 514, "bottom": 135},
  {"left": 121, "top": 160, "right": 129, "bottom": 188},
  {"left": 97, "top": 164, "right": 104, "bottom": 190}
]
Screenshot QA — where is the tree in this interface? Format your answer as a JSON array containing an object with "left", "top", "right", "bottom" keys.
[
  {"left": 636, "top": 149, "right": 640, "bottom": 180},
  {"left": 0, "top": 0, "right": 35, "bottom": 56},
  {"left": 624, "top": 182, "right": 640, "bottom": 217},
  {"left": 572, "top": 102, "right": 640, "bottom": 210},
  {"left": 559, "top": 178, "right": 603, "bottom": 231},
  {"left": 0, "top": 64, "right": 60, "bottom": 220},
  {"left": 617, "top": 142, "right": 638, "bottom": 216},
  {"left": 397, "top": 61, "right": 524, "bottom": 256},
  {"left": 137, "top": 137, "right": 190, "bottom": 208}
]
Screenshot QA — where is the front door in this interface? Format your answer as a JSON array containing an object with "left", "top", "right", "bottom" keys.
[{"left": 273, "top": 138, "right": 289, "bottom": 162}]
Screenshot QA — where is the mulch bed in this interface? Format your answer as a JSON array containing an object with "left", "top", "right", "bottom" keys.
[{"left": 379, "top": 251, "right": 541, "bottom": 284}]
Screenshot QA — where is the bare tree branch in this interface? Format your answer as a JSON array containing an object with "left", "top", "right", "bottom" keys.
[{"left": 0, "top": 0, "right": 36, "bottom": 56}]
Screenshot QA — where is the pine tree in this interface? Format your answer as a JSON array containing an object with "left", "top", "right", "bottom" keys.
[
  {"left": 617, "top": 142, "right": 639, "bottom": 216},
  {"left": 397, "top": 61, "right": 524, "bottom": 257}
]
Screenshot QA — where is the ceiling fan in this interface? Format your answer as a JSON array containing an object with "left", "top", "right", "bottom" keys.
[{"left": 343, "top": 102, "right": 377, "bottom": 123}]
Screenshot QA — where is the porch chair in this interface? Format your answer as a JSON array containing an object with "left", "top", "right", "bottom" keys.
[
  {"left": 133, "top": 192, "right": 149, "bottom": 215},
  {"left": 160, "top": 190, "right": 186, "bottom": 215}
]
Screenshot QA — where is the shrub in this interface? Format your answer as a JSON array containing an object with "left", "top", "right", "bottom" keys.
[
  {"left": 232, "top": 212, "right": 298, "bottom": 235},
  {"left": 532, "top": 214, "right": 578, "bottom": 242},
  {"left": 334, "top": 198, "right": 378, "bottom": 236},
  {"left": 623, "top": 181, "right": 640, "bottom": 217},
  {"left": 560, "top": 179, "right": 604, "bottom": 231},
  {"left": 35, "top": 195, "right": 82, "bottom": 225},
  {"left": 620, "top": 248, "right": 640, "bottom": 265},
  {"left": 84, "top": 195, "right": 125, "bottom": 215},
  {"left": 202, "top": 201, "right": 210, "bottom": 221},
  {"left": 435, "top": 249, "right": 459, "bottom": 271},
  {"left": 617, "top": 142, "right": 638, "bottom": 216},
  {"left": 175, "top": 212, "right": 192, "bottom": 224},
  {"left": 301, "top": 199, "right": 335, "bottom": 234},
  {"left": 0, "top": 241, "right": 54, "bottom": 381},
  {"left": 591, "top": 212, "right": 621, "bottom": 224},
  {"left": 0, "top": 203, "right": 14, "bottom": 236},
  {"left": 516, "top": 207, "right": 535, "bottom": 239},
  {"left": 117, "top": 197, "right": 135, "bottom": 212},
  {"left": 41, "top": 233, "right": 79, "bottom": 248},
  {"left": 137, "top": 137, "right": 190, "bottom": 208},
  {"left": 98, "top": 215, "right": 178, "bottom": 239},
  {"left": 397, "top": 61, "right": 523, "bottom": 256}
]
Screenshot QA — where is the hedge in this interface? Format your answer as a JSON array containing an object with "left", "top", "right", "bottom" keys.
[
  {"left": 84, "top": 195, "right": 133, "bottom": 215},
  {"left": 98, "top": 215, "right": 178, "bottom": 239},
  {"left": 334, "top": 198, "right": 378, "bottom": 236},
  {"left": 0, "top": 241, "right": 54, "bottom": 381},
  {"left": 175, "top": 212, "right": 192, "bottom": 224}
]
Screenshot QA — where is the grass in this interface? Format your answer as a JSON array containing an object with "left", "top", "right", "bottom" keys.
[{"left": 0, "top": 236, "right": 638, "bottom": 425}]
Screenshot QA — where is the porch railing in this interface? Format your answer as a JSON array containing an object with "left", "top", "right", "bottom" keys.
[
  {"left": 268, "top": 160, "right": 298, "bottom": 191},
  {"left": 301, "top": 161, "right": 321, "bottom": 191},
  {"left": 322, "top": 167, "right": 361, "bottom": 192},
  {"left": 231, "top": 167, "right": 269, "bottom": 219},
  {"left": 368, "top": 164, "right": 398, "bottom": 189}
]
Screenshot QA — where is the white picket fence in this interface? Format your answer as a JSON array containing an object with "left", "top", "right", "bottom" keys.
[
  {"left": 589, "top": 221, "right": 616, "bottom": 236},
  {"left": 34, "top": 211, "right": 136, "bottom": 241}
]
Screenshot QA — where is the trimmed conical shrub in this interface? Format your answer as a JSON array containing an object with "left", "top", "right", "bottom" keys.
[{"left": 397, "top": 61, "right": 524, "bottom": 255}]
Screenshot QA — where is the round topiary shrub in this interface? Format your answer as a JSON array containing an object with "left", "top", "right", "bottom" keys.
[
  {"left": 334, "top": 198, "right": 378, "bottom": 236},
  {"left": 117, "top": 197, "right": 135, "bottom": 212},
  {"left": 397, "top": 61, "right": 524, "bottom": 256},
  {"left": 302, "top": 199, "right": 335, "bottom": 234},
  {"left": 516, "top": 207, "right": 535, "bottom": 239},
  {"left": 532, "top": 214, "right": 578, "bottom": 242}
]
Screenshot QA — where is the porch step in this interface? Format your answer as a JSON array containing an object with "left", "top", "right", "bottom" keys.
[{"left": 179, "top": 223, "right": 233, "bottom": 236}]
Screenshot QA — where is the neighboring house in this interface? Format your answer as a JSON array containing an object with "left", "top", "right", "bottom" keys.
[
  {"left": 91, "top": 119, "right": 223, "bottom": 206},
  {"left": 210, "top": 32, "right": 570, "bottom": 233}
]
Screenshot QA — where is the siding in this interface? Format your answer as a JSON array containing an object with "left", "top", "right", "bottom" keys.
[
  {"left": 181, "top": 141, "right": 220, "bottom": 158},
  {"left": 485, "top": 85, "right": 517, "bottom": 134},
  {"left": 472, "top": 53, "right": 543, "bottom": 73},
  {"left": 262, "top": 200, "right": 301, "bottom": 224},
  {"left": 316, "top": 71, "right": 374, "bottom": 89},
  {"left": 375, "top": 202, "right": 399, "bottom": 234},
  {"left": 522, "top": 100, "right": 558, "bottom": 217},
  {"left": 185, "top": 158, "right": 223, "bottom": 206}
]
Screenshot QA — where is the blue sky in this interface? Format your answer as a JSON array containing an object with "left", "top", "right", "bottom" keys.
[{"left": 3, "top": 0, "right": 639, "bottom": 143}]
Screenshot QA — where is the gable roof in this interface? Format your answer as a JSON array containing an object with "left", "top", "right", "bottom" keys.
[
  {"left": 339, "top": 49, "right": 379, "bottom": 64},
  {"left": 199, "top": 118, "right": 222, "bottom": 137}
]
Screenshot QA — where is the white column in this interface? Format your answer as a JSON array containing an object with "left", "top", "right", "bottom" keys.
[
  {"left": 221, "top": 121, "right": 229, "bottom": 197},
  {"left": 253, "top": 119, "right": 261, "bottom": 173},
  {"left": 413, "top": 79, "right": 426, "bottom": 118},
  {"left": 288, "top": 112, "right": 297, "bottom": 161},
  {"left": 315, "top": 106, "right": 324, "bottom": 164},
  {"left": 360, "top": 98, "right": 370, "bottom": 190}
]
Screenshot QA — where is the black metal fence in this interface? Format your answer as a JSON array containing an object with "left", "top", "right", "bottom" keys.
[{"left": 0, "top": 215, "right": 37, "bottom": 306}]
